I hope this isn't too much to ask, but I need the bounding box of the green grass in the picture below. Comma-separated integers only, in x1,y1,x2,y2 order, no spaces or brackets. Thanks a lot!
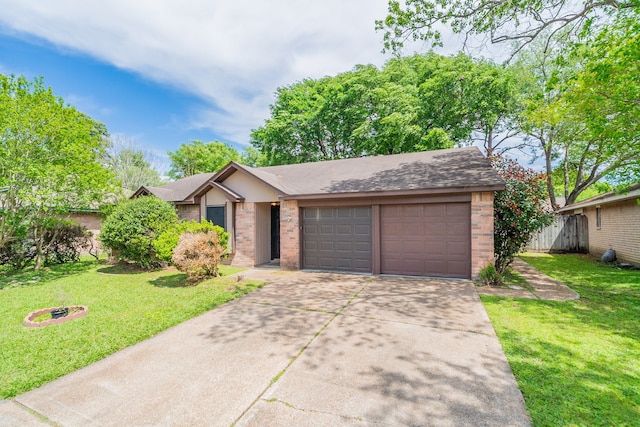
0,261,262,398
482,253,640,426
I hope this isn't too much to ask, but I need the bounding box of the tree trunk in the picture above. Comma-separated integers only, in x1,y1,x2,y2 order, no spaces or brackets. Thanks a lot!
543,140,557,208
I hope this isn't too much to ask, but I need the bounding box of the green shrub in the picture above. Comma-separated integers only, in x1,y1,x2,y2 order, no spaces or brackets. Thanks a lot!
42,219,91,266
153,220,229,262
478,263,502,286
172,231,226,281
99,196,178,268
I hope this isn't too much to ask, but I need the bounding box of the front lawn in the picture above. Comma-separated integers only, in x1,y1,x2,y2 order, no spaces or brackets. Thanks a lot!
482,253,640,426
0,260,261,398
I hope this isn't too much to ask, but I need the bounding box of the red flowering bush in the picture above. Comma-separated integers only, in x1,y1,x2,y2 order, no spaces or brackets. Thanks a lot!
492,155,554,273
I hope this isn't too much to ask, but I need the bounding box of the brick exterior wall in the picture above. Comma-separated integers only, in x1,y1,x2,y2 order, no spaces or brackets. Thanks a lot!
232,202,257,266
471,192,495,278
583,198,640,265
175,204,200,222
280,200,300,270
68,212,105,255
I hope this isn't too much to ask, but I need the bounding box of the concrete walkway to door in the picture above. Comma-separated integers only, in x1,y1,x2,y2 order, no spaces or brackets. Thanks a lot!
7,270,531,426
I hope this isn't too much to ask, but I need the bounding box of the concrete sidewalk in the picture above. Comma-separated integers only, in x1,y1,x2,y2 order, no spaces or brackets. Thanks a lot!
7,271,531,426
478,258,580,301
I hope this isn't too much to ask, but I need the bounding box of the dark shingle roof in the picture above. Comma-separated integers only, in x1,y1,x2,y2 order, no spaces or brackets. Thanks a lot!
141,172,216,202
242,147,504,197
137,147,504,202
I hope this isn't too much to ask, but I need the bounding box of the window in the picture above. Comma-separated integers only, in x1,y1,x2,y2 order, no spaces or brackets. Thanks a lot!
206,206,225,229
596,206,601,229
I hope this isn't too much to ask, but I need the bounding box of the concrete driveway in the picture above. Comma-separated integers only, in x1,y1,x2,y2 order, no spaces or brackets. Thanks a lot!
6,270,530,426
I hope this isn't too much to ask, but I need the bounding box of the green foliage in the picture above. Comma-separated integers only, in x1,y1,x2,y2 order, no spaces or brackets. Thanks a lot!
153,220,229,262
251,53,518,165
377,0,638,55
104,138,162,190
492,156,554,272
516,18,640,206
99,197,178,268
0,74,118,268
168,140,240,179
478,263,502,286
482,253,640,426
171,231,226,281
0,260,258,397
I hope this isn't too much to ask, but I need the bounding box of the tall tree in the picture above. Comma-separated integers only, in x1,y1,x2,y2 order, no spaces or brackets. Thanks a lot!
251,53,518,165
104,136,163,190
0,74,118,268
168,140,240,180
517,18,640,206
377,0,639,56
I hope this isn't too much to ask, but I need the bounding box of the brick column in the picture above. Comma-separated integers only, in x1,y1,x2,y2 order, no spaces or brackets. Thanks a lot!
232,202,256,266
471,192,495,278
280,200,300,270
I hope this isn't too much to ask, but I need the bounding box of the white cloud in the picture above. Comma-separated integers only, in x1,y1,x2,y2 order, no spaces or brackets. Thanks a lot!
0,0,393,144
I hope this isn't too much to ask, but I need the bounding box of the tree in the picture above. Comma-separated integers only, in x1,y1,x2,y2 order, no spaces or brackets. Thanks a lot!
492,156,554,273
377,0,639,56
517,18,640,206
168,140,240,180
0,74,118,269
104,136,163,190
99,196,178,269
251,53,519,165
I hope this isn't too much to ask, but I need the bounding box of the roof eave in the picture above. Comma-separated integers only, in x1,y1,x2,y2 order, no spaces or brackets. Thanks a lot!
279,184,505,201
558,188,640,212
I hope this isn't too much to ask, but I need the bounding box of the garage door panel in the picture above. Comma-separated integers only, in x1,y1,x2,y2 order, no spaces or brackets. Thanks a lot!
381,203,470,278
445,203,469,216
447,241,469,256
336,224,352,235
303,207,372,273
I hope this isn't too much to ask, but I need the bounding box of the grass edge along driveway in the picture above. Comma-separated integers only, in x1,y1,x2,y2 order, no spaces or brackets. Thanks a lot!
481,253,640,426
0,261,262,398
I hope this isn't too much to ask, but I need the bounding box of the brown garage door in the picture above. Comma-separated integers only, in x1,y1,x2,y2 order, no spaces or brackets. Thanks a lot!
302,207,372,273
381,203,471,278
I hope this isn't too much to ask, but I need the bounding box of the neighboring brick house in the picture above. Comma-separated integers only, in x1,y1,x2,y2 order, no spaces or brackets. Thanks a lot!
67,209,104,253
133,147,504,279
559,184,640,265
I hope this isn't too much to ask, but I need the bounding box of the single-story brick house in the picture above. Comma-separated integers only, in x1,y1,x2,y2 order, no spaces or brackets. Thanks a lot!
133,147,504,279
558,184,640,265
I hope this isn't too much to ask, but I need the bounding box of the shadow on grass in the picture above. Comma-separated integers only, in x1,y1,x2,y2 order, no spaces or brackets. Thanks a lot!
520,254,640,339
150,274,191,288
499,329,640,426
0,260,98,289
97,263,152,275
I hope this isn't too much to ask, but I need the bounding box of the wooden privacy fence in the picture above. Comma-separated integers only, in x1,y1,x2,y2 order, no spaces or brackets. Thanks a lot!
526,214,589,253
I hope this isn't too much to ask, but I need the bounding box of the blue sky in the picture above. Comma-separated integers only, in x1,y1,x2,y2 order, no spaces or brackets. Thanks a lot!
1,33,224,160
0,1,522,173
0,0,397,166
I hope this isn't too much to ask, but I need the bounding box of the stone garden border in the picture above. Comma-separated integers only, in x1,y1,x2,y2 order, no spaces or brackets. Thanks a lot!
24,306,89,328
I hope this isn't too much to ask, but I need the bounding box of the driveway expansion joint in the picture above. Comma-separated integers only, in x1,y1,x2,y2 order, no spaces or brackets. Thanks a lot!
232,282,371,426
10,399,59,426
260,397,393,425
